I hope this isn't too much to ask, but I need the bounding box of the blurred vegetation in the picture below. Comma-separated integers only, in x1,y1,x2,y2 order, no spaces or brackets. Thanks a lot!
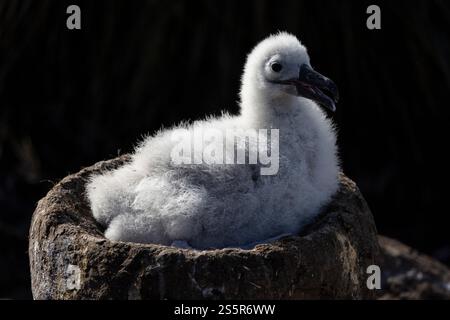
1,0,450,298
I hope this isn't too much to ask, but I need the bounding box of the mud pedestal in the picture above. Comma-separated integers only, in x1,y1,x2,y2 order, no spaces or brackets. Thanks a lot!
29,155,381,299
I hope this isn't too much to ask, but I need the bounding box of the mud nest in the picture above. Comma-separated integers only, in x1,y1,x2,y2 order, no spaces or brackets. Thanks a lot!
29,155,381,299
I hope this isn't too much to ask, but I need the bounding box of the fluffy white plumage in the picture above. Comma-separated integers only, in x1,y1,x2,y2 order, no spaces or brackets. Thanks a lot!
86,32,340,249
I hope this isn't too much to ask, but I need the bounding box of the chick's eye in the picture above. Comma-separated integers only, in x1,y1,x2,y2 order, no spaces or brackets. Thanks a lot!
271,62,283,73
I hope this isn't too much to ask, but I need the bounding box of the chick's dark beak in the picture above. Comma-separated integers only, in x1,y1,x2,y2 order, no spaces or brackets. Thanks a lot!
293,64,339,112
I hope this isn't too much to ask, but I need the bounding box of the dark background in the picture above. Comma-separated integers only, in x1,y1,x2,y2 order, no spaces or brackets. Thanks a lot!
1,0,449,299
